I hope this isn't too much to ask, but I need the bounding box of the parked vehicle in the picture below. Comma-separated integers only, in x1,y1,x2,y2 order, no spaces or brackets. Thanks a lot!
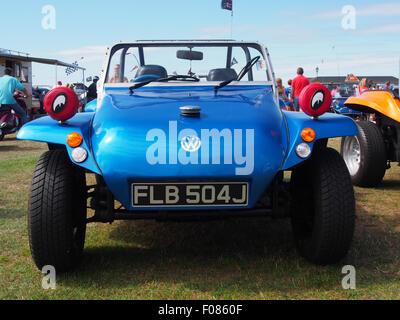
17,40,358,271
0,91,27,140
329,83,362,119
32,86,50,99
72,83,88,91
31,86,50,119
71,83,87,110
341,89,400,187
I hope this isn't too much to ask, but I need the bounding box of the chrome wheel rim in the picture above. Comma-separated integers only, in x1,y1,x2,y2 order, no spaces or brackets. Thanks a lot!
343,136,361,176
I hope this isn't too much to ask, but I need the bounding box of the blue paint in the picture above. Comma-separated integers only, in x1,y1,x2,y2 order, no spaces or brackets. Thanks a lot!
17,84,358,211
85,99,98,112
332,97,361,115
17,113,101,175
281,111,358,170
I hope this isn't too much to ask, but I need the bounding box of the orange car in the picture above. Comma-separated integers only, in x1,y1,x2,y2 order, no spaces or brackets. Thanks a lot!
341,89,400,187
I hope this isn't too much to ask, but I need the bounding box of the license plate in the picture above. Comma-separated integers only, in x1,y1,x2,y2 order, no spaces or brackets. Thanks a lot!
131,182,248,207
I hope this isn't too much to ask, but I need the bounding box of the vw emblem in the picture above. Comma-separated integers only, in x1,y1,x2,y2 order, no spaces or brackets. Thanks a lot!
181,135,201,152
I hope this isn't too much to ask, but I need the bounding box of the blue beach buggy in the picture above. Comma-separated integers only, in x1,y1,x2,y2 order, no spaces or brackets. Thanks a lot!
18,41,358,271
330,83,362,119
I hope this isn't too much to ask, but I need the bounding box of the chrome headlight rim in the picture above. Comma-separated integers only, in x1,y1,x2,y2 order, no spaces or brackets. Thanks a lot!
71,147,88,163
295,143,312,159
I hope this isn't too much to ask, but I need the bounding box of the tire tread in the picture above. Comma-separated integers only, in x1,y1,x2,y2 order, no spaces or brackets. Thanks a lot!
28,149,86,272
291,147,355,265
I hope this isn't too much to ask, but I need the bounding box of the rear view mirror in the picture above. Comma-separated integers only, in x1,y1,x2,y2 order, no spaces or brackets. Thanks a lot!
176,50,203,61
86,77,92,82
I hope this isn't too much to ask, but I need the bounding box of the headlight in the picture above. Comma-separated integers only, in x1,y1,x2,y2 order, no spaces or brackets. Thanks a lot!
296,143,312,159
71,147,88,163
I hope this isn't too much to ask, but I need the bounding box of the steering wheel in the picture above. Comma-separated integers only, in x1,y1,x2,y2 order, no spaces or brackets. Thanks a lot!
236,56,261,81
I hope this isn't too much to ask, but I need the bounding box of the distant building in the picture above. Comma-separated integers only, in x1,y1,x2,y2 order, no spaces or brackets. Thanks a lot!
309,75,398,87
0,48,85,111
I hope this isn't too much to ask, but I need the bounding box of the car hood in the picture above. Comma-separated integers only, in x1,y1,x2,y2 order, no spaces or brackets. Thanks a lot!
91,85,287,209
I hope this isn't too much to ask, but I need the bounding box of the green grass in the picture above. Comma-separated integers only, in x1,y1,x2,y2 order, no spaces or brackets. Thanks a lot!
0,135,399,299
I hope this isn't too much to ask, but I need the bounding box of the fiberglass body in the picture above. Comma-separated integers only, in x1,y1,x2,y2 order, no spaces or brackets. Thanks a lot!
18,83,357,210
17,40,358,211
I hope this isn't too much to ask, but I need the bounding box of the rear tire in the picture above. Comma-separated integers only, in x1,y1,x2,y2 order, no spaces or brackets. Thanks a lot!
291,147,355,265
28,149,87,272
341,121,386,187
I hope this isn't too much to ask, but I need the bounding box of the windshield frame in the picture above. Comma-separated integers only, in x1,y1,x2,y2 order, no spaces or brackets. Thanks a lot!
97,40,279,105
103,41,272,83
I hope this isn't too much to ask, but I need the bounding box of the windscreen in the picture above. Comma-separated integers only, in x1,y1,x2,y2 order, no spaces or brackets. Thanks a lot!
105,43,270,84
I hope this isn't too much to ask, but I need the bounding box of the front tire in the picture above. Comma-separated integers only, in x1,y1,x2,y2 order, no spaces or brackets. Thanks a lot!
341,121,387,187
291,147,355,265
28,149,87,272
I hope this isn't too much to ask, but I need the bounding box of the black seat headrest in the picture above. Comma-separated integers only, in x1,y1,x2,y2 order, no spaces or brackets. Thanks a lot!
207,68,238,81
135,65,168,79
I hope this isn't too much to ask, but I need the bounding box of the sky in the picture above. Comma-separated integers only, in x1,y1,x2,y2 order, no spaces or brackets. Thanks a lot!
0,0,399,86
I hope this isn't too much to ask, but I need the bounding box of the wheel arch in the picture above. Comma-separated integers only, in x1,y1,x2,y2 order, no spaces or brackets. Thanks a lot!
48,143,66,150
345,91,400,122
17,113,101,175
281,111,358,170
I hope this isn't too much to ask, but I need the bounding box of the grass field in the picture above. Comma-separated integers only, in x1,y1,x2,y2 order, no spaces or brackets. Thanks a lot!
0,134,399,300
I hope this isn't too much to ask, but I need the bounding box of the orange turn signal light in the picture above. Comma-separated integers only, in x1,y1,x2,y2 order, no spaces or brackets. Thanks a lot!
301,128,316,142
67,132,83,148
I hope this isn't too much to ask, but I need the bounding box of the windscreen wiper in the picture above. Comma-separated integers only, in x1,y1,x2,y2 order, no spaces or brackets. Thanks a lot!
214,56,261,93
129,75,199,94
214,77,237,93
129,76,171,94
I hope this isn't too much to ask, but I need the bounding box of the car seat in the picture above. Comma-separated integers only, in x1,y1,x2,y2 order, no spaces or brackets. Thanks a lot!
134,65,168,82
207,68,238,81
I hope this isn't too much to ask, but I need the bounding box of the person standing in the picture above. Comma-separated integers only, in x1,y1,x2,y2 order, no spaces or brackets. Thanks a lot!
87,76,99,102
277,78,288,99
276,78,289,110
331,85,341,98
108,64,128,83
286,80,292,97
290,67,310,112
34,86,46,114
285,79,294,111
52,81,63,89
356,78,369,96
0,68,29,125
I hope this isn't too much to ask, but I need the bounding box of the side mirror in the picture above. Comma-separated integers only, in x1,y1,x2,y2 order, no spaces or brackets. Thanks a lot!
176,50,203,61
